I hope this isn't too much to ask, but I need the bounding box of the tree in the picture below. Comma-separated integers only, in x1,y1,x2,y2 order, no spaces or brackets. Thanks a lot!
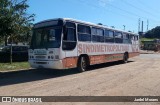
145,26,160,39
0,0,35,63
0,0,34,45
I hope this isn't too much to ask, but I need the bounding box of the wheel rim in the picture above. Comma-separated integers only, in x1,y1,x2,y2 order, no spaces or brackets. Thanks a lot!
124,54,128,62
81,57,86,70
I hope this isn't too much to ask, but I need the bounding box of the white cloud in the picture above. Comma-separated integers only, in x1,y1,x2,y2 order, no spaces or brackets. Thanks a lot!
98,0,114,7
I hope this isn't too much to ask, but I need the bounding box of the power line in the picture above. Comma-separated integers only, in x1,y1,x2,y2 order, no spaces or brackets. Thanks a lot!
97,0,160,23
67,0,143,32
76,0,138,26
121,0,160,25
69,0,138,21
138,0,160,14
121,0,159,20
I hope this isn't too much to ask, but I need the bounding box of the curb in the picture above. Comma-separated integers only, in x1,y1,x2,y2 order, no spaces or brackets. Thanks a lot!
0,68,32,73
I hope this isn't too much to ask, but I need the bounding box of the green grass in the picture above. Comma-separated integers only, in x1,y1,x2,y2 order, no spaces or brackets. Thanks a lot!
0,62,30,71
140,38,155,41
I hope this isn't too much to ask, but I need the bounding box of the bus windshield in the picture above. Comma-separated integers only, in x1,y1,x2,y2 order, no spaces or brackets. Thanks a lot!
30,27,62,49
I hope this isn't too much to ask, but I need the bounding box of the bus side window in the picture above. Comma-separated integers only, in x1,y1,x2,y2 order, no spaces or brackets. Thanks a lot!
123,33,130,44
135,36,139,41
63,28,76,41
115,32,123,43
127,34,132,44
78,24,91,42
104,30,114,43
134,36,136,41
92,27,104,42
132,35,135,40
130,35,134,41
62,22,76,50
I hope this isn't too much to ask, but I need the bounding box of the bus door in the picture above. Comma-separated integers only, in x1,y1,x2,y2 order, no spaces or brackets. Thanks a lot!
62,22,78,68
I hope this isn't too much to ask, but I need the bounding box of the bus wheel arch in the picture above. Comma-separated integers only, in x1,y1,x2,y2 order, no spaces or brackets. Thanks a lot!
77,54,90,72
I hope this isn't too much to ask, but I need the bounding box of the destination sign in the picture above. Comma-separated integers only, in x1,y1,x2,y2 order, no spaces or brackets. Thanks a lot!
34,20,58,28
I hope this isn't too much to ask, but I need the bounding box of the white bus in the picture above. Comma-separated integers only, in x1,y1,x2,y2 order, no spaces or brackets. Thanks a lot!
29,18,139,72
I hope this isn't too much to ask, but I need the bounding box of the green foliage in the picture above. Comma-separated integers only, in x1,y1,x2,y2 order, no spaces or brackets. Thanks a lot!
0,0,35,44
140,38,155,42
145,26,160,39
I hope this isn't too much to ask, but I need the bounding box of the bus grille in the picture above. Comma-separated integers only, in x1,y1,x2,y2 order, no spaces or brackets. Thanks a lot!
36,62,47,64
36,56,46,59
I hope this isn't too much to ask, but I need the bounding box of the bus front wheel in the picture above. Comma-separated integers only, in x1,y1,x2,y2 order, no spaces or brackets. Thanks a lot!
77,56,87,72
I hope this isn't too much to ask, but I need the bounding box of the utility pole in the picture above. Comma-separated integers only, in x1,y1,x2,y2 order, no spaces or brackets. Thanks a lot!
123,25,125,31
10,34,13,64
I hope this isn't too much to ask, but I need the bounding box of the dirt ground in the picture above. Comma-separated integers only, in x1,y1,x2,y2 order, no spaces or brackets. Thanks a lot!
0,54,160,105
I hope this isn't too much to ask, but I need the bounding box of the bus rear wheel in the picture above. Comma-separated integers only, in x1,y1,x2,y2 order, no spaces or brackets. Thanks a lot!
122,53,128,63
77,56,87,72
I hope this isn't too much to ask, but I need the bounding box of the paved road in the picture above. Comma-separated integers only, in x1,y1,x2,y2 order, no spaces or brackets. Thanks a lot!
0,54,160,105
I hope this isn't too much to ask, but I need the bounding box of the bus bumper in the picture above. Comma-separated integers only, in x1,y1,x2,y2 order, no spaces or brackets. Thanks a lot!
29,60,64,69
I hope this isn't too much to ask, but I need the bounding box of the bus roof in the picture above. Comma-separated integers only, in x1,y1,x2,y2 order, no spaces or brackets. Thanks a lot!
34,18,138,35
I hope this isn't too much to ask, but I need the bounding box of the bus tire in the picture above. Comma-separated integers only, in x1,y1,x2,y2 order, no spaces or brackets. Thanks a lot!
122,53,128,63
77,56,87,72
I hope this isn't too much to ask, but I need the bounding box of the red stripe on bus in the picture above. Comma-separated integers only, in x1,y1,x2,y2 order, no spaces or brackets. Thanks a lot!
62,57,78,68
62,52,139,68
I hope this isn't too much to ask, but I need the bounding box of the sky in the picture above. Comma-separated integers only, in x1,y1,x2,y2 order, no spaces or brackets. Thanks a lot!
27,0,160,33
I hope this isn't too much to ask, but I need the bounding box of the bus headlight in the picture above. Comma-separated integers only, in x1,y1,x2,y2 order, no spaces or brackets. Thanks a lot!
51,56,54,59
30,56,34,59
